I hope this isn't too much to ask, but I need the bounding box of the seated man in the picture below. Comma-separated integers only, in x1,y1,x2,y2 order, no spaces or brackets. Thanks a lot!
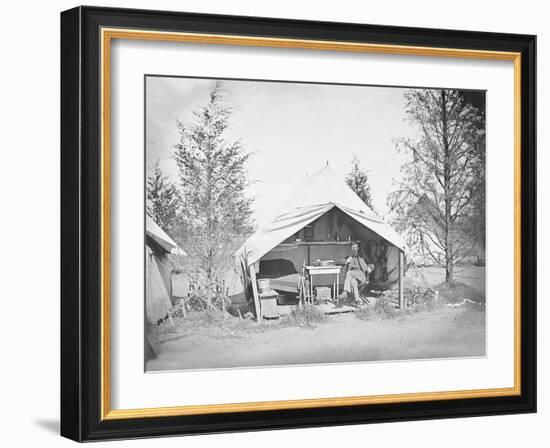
340,242,374,304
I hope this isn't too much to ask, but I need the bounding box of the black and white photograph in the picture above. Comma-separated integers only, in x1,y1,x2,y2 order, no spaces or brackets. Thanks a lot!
144,76,487,372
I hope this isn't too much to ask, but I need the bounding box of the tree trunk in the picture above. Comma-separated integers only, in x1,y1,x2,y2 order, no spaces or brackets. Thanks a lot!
206,253,213,309
445,254,455,282
441,90,455,284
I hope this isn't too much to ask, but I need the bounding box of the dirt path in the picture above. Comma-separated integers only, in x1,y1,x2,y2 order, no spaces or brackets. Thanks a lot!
147,304,485,371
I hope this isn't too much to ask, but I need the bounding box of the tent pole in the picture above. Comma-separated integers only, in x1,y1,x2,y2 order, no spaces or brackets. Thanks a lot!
398,250,405,309
249,264,263,324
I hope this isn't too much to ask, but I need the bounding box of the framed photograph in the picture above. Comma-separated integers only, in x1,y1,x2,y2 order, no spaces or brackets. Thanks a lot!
60,6,536,441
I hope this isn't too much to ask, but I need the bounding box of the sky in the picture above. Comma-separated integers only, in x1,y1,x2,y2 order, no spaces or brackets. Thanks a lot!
146,76,420,227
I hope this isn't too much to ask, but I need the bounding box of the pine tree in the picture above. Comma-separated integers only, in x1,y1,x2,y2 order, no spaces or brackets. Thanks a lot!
146,161,181,235
174,85,254,305
346,154,375,210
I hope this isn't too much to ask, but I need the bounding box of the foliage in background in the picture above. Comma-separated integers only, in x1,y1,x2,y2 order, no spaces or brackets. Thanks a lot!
462,92,486,258
173,84,255,307
345,154,375,211
388,89,485,281
146,160,182,236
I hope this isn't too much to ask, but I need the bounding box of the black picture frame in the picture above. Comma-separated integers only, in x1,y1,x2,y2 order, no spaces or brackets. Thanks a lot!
61,5,536,442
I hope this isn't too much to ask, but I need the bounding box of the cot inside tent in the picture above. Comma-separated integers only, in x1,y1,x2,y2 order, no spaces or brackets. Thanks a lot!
235,164,405,308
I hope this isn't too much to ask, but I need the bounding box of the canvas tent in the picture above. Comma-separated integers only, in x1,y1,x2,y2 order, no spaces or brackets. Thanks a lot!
235,164,406,312
145,216,185,361
145,216,185,324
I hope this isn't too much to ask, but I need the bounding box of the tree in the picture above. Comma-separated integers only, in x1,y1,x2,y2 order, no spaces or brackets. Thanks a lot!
146,160,181,235
388,89,485,282
461,92,486,260
346,154,375,210
174,85,254,306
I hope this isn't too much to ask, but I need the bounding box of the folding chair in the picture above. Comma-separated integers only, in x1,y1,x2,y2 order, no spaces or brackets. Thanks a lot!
354,268,374,306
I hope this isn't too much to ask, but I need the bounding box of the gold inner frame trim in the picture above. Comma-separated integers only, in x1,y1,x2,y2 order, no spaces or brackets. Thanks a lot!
100,27,522,421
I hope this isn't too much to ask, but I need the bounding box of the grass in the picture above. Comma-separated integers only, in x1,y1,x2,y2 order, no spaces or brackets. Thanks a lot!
355,298,398,321
281,303,326,329
434,280,485,304
153,302,329,345
152,279,484,344
405,287,439,312
355,285,444,321
151,309,263,344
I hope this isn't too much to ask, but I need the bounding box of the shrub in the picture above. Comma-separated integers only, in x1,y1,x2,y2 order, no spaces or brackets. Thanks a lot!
354,306,373,321
355,298,397,321
409,288,439,311
373,297,398,319
282,304,326,329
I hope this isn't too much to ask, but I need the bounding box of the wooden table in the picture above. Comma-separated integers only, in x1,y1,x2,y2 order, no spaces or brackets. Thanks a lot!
304,265,342,303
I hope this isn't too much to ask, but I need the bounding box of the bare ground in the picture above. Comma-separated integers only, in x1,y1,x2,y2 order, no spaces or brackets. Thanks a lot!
147,303,485,371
